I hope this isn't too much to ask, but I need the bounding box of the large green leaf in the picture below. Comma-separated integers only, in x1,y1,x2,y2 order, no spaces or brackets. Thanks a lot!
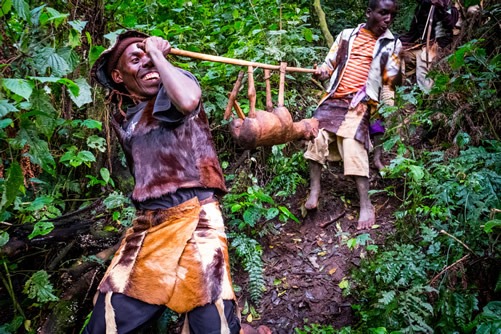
18,125,56,175
0,119,13,129
23,270,59,302
68,78,92,108
28,221,54,239
43,7,68,27
30,90,58,140
58,47,79,72
0,162,24,213
69,20,87,33
0,0,12,18
30,76,80,96
89,45,106,67
0,99,19,117
33,47,71,76
2,78,33,101
12,0,29,21
0,230,9,247
484,219,501,233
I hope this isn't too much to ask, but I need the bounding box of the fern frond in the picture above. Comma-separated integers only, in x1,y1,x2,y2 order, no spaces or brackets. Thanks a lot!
229,233,266,303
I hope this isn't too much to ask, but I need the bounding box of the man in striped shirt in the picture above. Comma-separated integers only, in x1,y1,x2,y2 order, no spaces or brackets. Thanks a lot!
304,0,402,230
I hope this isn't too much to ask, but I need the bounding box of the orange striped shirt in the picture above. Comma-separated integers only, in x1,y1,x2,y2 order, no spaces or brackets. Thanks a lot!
335,28,377,97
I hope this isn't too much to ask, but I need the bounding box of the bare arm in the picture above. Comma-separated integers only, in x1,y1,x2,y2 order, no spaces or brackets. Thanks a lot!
141,37,202,115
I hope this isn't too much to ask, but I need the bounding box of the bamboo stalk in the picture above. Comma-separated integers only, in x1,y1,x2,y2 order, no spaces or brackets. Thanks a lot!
170,48,316,73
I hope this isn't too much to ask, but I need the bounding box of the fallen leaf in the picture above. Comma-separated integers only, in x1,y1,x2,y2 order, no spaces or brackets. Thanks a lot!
308,256,320,269
329,267,338,275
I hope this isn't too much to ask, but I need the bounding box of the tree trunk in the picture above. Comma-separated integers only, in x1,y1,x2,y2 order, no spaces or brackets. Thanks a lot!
313,0,334,47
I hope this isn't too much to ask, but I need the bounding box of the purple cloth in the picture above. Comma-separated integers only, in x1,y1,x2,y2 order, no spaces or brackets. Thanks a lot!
369,119,385,136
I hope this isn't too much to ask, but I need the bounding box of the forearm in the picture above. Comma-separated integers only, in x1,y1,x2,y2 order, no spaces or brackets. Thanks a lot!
149,49,201,114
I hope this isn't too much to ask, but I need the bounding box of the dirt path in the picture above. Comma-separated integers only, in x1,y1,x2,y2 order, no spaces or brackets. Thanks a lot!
236,163,399,333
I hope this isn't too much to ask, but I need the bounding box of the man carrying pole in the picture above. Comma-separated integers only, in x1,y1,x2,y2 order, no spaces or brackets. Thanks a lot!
87,30,273,334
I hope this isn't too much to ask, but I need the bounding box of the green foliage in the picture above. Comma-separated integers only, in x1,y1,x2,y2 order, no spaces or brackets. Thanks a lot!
103,191,136,227
22,270,58,304
266,145,308,197
465,301,501,333
229,233,265,303
344,38,501,333
0,315,24,334
295,323,336,334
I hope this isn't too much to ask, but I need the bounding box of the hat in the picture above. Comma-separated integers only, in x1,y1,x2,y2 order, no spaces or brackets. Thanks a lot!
91,30,149,92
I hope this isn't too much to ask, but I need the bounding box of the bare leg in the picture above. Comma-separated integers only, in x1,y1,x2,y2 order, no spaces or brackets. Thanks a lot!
355,176,375,230
305,161,322,210
373,134,385,171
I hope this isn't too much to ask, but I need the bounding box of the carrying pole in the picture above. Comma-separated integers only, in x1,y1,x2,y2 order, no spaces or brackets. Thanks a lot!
170,48,316,74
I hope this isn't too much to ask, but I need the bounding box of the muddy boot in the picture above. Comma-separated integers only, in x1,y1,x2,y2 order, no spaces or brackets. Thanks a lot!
305,161,322,210
355,176,375,230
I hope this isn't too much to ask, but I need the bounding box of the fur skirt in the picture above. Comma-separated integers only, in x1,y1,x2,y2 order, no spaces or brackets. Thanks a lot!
98,196,235,314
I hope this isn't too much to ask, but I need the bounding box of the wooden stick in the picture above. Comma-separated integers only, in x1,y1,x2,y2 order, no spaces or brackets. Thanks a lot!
248,66,256,118
440,229,474,254
170,48,316,73
264,69,273,112
424,5,435,64
429,254,469,285
233,101,246,120
278,62,287,107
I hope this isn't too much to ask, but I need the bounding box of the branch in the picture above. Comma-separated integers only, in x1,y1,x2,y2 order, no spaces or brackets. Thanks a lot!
429,254,470,285
313,0,334,47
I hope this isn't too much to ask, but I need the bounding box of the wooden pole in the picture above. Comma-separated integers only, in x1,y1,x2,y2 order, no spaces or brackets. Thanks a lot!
264,69,273,112
425,5,435,64
247,66,256,118
170,48,316,73
278,62,287,107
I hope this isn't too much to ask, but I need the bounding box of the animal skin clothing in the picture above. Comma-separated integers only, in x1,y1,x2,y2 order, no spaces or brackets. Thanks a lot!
111,69,227,203
92,70,240,333
97,197,238,333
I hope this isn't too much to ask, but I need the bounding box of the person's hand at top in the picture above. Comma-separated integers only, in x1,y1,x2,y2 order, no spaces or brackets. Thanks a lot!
137,36,171,59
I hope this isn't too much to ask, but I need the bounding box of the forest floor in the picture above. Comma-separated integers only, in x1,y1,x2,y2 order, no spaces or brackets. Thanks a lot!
232,157,400,333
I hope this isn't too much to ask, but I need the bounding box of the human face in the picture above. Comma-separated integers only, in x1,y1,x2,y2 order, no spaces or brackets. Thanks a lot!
111,43,161,100
365,0,398,37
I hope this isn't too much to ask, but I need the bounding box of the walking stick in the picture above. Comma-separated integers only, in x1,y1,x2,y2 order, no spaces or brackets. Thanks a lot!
422,4,435,64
